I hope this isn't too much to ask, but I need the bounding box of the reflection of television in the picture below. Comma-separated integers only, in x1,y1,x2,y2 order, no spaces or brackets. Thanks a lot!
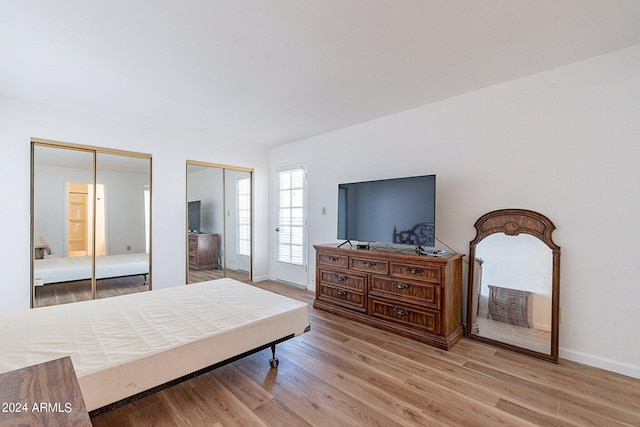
188,200,201,232
337,175,436,247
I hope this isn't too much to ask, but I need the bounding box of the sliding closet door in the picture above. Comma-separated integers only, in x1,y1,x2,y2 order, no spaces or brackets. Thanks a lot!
32,145,95,306
95,153,151,299
186,163,224,284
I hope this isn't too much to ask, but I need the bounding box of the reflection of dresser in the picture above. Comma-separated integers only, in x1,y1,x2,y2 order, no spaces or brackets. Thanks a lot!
188,234,219,270
488,285,533,328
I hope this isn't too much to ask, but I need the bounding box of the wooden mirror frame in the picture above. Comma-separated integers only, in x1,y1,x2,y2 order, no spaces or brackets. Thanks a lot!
465,208,560,363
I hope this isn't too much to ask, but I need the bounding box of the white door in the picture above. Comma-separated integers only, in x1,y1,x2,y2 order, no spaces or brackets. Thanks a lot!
275,165,308,287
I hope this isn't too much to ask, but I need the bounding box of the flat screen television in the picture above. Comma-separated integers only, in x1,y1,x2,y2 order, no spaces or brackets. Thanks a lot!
188,200,201,232
337,174,436,247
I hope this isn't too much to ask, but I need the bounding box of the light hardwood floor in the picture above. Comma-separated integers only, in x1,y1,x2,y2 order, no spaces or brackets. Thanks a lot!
91,280,640,426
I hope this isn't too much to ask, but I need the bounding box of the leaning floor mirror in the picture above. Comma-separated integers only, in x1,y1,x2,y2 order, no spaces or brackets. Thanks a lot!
466,209,560,362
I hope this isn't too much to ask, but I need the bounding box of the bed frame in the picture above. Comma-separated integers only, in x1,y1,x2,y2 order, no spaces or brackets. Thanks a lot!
0,279,310,414
91,333,297,416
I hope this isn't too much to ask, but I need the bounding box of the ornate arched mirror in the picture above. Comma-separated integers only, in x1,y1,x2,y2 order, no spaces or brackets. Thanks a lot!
466,209,560,362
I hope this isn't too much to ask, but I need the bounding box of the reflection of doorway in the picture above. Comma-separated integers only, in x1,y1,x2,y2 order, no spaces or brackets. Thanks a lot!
66,183,106,257
225,173,251,273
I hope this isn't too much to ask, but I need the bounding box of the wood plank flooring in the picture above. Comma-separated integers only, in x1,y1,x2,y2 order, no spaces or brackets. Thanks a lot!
91,280,640,426
34,275,149,308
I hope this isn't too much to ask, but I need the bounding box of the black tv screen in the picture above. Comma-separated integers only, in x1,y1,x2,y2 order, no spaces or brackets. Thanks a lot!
188,200,201,232
337,175,436,246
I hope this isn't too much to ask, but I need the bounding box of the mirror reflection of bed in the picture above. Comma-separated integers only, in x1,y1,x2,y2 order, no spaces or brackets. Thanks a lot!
186,162,252,284
32,141,151,308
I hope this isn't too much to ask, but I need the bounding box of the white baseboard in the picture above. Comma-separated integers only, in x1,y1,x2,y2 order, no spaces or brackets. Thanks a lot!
560,348,640,379
251,274,270,282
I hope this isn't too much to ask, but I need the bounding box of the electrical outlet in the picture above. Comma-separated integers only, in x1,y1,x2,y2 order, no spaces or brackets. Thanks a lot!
322,206,326,215
126,245,131,251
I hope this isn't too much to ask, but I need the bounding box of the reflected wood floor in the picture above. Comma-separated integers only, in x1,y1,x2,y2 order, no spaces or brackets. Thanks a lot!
91,280,640,426
34,275,149,308
187,268,251,284
476,316,551,354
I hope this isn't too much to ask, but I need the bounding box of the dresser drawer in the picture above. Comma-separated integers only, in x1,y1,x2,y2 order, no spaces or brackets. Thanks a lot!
319,268,366,291
390,262,441,284
319,284,365,312
350,257,389,275
370,277,441,310
317,252,348,268
368,296,440,334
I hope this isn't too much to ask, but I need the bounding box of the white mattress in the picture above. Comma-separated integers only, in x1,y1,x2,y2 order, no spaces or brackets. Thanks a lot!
0,279,309,411
33,253,149,284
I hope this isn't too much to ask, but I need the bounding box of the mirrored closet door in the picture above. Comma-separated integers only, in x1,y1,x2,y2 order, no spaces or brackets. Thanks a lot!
186,161,252,284
31,139,152,308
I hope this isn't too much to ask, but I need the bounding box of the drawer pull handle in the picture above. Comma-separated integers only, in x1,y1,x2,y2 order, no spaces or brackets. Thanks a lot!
393,306,410,316
335,274,347,282
363,261,376,268
406,267,423,275
336,289,347,296
392,281,409,289
330,256,339,262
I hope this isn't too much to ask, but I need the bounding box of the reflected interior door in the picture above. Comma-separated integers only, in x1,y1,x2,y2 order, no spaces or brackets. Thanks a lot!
66,183,106,257
275,165,308,287
67,183,89,257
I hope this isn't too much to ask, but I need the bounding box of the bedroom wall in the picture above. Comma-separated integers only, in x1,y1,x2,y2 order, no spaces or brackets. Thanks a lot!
269,45,640,378
0,95,270,312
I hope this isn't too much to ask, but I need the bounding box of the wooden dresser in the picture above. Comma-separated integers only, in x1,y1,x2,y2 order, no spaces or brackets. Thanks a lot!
188,233,219,270
313,244,464,350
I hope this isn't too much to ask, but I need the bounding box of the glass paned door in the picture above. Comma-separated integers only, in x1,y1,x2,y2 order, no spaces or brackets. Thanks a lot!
275,165,308,286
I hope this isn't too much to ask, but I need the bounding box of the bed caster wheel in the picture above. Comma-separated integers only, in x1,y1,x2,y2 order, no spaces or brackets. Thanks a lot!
269,358,279,368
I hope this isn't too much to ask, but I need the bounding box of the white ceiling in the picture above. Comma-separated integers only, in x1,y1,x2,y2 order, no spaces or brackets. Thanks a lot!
2,1,640,147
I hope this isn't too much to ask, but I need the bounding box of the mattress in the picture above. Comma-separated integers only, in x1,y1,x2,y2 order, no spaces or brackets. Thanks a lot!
33,253,149,284
0,278,310,411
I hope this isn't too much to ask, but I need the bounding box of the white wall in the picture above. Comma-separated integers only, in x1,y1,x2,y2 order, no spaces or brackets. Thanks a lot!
0,95,270,311
269,45,640,378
